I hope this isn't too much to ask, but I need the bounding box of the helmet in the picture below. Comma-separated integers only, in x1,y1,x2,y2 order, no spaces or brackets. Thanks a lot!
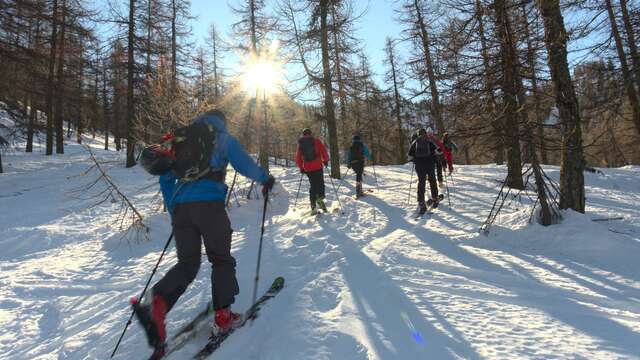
140,145,174,175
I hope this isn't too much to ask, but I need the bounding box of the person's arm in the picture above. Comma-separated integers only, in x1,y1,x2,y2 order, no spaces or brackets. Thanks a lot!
159,172,178,212
451,141,458,151
364,145,373,161
226,136,269,183
295,145,303,171
317,139,329,164
430,142,438,155
346,147,352,165
407,141,416,159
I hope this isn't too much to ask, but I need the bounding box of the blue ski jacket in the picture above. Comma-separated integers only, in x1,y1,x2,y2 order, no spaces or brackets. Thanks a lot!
159,113,269,214
346,139,373,164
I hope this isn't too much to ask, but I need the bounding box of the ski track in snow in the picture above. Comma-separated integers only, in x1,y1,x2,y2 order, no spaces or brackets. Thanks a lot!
1,138,639,360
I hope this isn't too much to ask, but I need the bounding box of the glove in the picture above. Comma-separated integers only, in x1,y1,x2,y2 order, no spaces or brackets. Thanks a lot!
262,175,275,196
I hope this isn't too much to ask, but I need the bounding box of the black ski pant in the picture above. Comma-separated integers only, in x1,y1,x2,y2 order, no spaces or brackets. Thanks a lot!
153,201,238,311
435,155,444,183
415,159,438,204
306,169,326,209
351,161,364,183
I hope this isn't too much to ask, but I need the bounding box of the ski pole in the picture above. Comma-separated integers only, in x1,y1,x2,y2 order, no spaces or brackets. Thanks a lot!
111,232,174,358
225,171,238,209
293,173,304,209
407,163,414,207
444,171,451,207
327,169,344,214
372,162,380,191
251,192,269,310
335,167,350,194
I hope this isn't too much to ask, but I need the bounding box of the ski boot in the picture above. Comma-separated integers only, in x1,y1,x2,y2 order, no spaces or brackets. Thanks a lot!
131,292,168,359
214,307,243,334
316,197,328,212
418,201,428,215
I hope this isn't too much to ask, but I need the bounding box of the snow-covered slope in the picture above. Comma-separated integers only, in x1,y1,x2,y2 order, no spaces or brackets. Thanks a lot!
1,140,639,360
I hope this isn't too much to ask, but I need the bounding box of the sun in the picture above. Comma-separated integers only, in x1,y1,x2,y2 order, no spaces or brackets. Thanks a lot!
242,60,281,94
240,40,284,96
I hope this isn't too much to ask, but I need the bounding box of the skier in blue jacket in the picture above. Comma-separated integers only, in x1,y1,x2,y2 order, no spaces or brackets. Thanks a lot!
136,110,275,359
346,135,373,198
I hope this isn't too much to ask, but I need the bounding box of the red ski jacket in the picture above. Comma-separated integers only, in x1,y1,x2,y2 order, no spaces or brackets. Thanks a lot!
427,134,454,167
296,136,329,173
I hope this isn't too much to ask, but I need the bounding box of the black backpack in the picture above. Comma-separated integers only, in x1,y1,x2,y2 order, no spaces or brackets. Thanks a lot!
350,142,364,162
414,138,432,158
298,136,317,162
172,121,217,182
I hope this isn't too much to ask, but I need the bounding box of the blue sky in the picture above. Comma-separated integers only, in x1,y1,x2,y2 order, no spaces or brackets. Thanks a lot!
189,0,407,87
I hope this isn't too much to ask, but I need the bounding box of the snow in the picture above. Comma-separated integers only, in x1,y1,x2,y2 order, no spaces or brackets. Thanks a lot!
1,138,639,359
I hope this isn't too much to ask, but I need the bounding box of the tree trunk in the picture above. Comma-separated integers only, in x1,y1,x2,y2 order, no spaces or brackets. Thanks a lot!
103,61,109,150
475,0,504,164
494,0,523,189
521,3,548,164
414,0,444,134
620,0,640,95
77,64,84,144
259,89,269,171
330,3,349,148
387,39,406,164
146,0,152,76
605,0,640,137
537,0,585,213
126,0,136,167
26,97,34,152
170,0,177,95
211,25,220,99
54,0,67,154
45,0,59,156
320,0,340,178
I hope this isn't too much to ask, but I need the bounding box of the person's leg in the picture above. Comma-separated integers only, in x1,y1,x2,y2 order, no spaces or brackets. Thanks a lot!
317,170,326,199
354,162,364,195
354,163,364,183
309,170,327,210
306,172,317,209
192,202,239,310
427,161,439,200
152,204,202,312
416,167,427,205
436,156,444,183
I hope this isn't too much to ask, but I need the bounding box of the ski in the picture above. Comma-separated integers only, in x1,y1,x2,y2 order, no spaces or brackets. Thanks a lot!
192,276,285,359
413,194,444,219
162,301,214,357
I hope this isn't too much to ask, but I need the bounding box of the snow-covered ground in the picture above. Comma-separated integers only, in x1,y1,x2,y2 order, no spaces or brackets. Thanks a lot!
1,138,639,360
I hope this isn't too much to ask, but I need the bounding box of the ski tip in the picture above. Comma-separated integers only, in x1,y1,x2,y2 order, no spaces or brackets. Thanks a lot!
272,277,285,290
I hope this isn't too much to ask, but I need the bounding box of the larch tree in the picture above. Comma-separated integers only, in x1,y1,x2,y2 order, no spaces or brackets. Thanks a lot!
537,0,585,212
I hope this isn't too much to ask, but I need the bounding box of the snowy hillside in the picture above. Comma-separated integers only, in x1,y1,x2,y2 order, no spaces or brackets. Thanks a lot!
1,139,639,359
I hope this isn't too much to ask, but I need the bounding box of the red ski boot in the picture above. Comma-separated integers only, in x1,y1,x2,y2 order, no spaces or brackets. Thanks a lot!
214,307,242,334
131,294,168,358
